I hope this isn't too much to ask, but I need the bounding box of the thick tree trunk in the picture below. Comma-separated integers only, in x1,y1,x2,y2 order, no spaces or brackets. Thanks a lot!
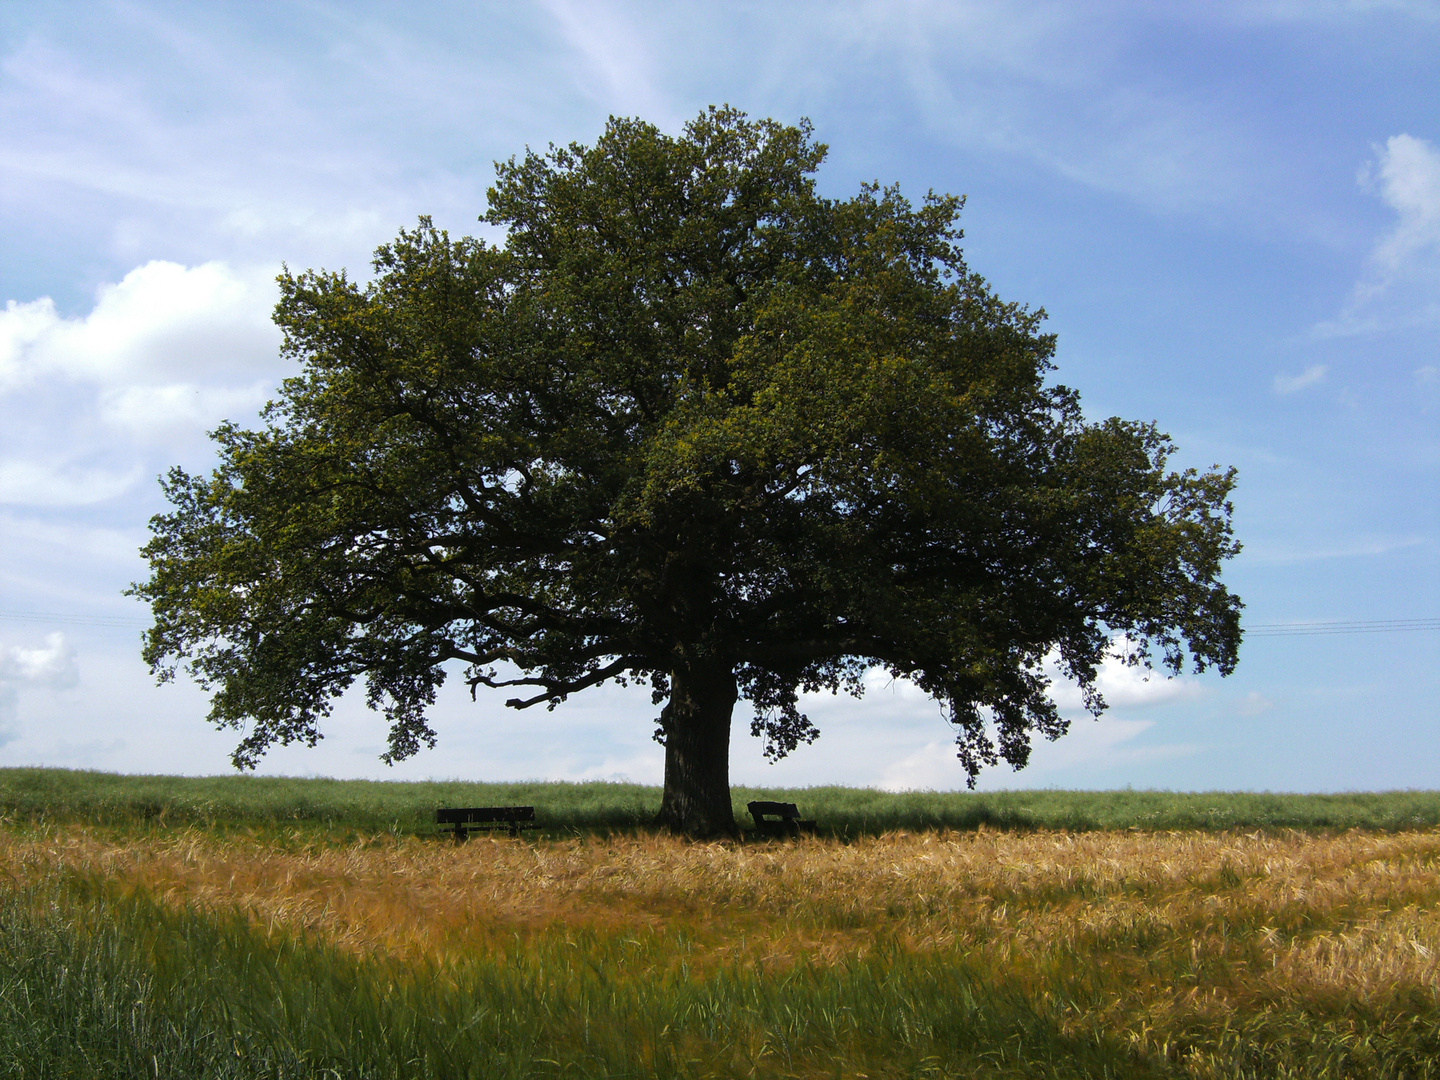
655,663,738,837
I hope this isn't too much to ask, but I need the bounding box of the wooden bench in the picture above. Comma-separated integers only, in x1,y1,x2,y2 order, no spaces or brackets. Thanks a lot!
436,806,537,840
747,801,817,838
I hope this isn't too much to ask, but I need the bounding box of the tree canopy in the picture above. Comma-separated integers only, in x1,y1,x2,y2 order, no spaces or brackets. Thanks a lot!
132,107,1242,836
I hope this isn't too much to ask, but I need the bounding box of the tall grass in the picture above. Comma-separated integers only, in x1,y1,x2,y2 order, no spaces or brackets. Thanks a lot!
5,826,1440,1077
0,871,1156,1079
4,767,1439,836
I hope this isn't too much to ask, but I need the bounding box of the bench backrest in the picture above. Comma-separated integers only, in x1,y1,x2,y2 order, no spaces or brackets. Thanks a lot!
747,801,800,820
436,806,536,825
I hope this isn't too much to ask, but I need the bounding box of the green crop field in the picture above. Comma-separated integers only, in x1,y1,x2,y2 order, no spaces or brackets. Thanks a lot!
4,766,1440,836
3,769,1440,1078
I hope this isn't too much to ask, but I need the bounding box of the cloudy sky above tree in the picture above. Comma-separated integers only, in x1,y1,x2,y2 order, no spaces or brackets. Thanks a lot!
0,0,1435,790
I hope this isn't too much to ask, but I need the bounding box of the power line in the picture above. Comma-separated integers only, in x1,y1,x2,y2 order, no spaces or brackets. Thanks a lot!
1245,618,1440,637
0,610,148,628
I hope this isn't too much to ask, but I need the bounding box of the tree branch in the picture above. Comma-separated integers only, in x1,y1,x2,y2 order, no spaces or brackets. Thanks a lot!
465,656,634,709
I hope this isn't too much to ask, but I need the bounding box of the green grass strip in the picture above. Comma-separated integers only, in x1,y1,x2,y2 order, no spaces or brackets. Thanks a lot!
3,767,1440,836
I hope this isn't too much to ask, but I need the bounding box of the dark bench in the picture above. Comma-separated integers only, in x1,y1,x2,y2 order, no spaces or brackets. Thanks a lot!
436,806,537,840
747,801,817,838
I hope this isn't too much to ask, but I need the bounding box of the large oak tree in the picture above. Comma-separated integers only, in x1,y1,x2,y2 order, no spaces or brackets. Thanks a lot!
133,108,1242,836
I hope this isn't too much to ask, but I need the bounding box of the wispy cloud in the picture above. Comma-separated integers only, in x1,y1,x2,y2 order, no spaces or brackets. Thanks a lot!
1319,133,1440,334
0,15,526,272
782,0,1290,220
537,0,670,122
1234,0,1440,24
1241,534,1428,565
1238,690,1274,716
0,460,142,507
1364,134,1440,286
1274,364,1328,394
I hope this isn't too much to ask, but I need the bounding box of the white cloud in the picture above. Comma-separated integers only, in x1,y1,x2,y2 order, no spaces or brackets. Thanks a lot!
0,260,284,508
0,460,142,506
0,261,280,390
0,298,59,385
1366,133,1440,282
0,632,78,688
1323,133,1440,333
1238,691,1274,716
880,715,1198,792
881,738,987,792
767,642,1202,792
1274,364,1328,394
1046,642,1202,712
99,381,271,442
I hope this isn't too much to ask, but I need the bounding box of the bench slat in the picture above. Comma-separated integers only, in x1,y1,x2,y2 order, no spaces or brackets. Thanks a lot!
436,805,537,838
436,806,536,825
747,801,816,837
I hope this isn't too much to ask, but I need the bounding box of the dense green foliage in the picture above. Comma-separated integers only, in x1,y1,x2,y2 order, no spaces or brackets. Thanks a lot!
4,768,1439,836
131,107,1241,835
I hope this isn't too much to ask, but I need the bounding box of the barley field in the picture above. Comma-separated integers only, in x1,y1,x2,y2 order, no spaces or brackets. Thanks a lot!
2,774,1440,1077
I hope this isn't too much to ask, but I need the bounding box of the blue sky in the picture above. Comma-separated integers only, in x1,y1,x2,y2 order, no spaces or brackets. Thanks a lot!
0,0,1436,791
